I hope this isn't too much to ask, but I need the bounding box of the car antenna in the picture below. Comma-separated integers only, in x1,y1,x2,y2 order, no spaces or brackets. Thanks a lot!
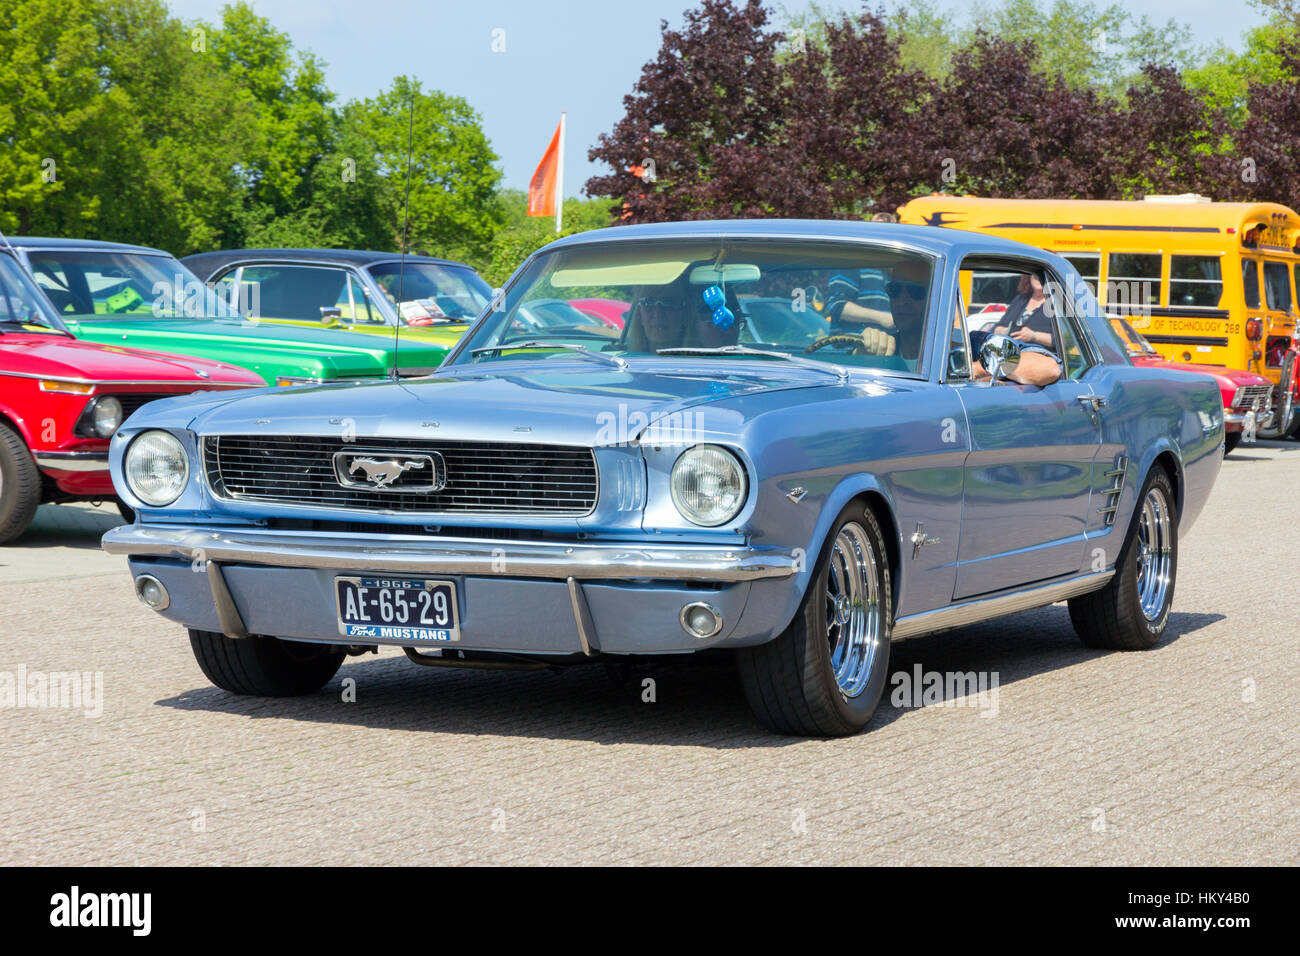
393,87,417,381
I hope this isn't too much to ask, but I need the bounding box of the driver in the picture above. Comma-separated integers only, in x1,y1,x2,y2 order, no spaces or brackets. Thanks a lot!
624,287,688,352
821,257,931,364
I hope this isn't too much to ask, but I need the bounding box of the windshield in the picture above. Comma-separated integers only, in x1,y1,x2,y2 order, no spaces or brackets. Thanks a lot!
452,239,936,374
367,261,492,324
1109,317,1157,356
0,254,66,332
26,250,233,320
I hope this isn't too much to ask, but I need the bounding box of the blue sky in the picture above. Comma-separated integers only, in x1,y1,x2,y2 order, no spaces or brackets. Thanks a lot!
168,0,1267,196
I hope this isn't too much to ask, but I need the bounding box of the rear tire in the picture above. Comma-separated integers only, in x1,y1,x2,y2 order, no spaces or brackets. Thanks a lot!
0,422,42,545
188,629,345,696
738,501,892,737
1069,467,1177,650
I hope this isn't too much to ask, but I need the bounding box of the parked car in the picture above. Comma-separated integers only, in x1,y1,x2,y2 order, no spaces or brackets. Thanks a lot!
567,298,629,329
7,238,450,385
180,248,493,357
1108,316,1275,455
0,252,261,543
102,220,1222,737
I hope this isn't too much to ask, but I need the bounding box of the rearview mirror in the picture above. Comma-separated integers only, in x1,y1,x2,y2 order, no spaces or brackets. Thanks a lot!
979,333,1021,384
688,264,761,285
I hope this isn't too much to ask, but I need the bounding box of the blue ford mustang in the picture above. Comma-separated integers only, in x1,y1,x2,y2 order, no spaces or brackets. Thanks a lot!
102,221,1223,736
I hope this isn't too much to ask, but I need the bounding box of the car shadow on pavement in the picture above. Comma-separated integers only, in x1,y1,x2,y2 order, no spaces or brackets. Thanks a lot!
5,503,125,550
155,605,1224,746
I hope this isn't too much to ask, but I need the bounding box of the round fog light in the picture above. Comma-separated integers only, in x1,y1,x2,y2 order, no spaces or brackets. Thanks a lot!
680,602,723,639
134,575,169,611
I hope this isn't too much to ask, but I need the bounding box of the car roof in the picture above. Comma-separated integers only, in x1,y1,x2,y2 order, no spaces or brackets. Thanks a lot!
7,236,171,256
180,248,474,278
539,218,1051,260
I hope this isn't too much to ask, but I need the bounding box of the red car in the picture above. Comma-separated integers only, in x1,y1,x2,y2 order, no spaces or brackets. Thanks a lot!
1110,317,1274,454
0,255,262,542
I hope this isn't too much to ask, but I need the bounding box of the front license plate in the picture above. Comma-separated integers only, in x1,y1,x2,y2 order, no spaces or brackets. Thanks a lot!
334,576,460,644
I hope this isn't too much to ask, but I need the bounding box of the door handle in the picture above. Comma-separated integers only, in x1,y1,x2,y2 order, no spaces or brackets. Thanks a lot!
1076,395,1106,411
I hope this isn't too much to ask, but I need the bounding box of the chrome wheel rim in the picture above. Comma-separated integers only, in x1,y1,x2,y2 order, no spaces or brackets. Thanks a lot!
1135,486,1173,621
825,521,883,698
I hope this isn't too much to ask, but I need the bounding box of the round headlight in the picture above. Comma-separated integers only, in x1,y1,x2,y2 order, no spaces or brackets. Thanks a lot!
91,396,123,437
670,444,747,526
125,430,189,506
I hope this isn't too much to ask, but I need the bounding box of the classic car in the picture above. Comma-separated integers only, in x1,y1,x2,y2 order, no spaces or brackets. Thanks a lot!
8,238,451,386
180,248,493,357
1108,316,1275,454
0,251,261,543
101,220,1223,737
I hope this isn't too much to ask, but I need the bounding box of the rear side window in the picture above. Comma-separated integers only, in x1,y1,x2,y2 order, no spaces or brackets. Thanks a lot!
1169,255,1223,308
240,265,349,321
1242,259,1261,309
1264,261,1292,312
1106,253,1161,307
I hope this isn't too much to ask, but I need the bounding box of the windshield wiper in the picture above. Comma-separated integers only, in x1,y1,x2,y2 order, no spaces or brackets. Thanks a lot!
470,341,628,370
656,345,849,382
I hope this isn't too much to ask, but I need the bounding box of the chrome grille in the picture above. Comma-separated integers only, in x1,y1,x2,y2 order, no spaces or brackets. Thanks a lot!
1233,384,1273,409
204,435,598,515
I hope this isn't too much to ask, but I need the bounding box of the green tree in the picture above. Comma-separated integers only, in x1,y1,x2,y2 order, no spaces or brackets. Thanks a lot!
202,1,336,246
476,190,612,287
334,77,504,262
0,0,255,250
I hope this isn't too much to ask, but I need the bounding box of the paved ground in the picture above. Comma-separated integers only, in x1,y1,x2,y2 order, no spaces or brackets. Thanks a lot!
2,442,1297,865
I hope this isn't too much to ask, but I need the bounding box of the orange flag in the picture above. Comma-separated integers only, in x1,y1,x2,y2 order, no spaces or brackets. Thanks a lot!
528,120,562,217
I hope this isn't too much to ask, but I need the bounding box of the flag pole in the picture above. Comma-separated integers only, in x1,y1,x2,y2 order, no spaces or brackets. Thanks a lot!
555,111,566,234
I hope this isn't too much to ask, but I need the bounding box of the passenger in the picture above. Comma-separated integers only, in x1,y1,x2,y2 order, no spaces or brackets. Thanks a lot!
992,271,1055,350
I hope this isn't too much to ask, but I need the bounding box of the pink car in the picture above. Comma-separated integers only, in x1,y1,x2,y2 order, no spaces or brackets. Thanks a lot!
567,299,629,330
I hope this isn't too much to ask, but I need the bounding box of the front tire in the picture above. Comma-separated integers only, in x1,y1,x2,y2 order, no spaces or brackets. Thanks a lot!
738,502,893,736
1223,431,1240,455
189,629,345,696
0,422,42,545
1069,467,1177,650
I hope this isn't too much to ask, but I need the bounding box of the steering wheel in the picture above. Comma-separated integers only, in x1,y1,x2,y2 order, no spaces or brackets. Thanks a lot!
804,333,870,356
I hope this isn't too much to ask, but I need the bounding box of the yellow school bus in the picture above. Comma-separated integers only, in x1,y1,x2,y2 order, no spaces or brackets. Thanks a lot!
898,194,1300,437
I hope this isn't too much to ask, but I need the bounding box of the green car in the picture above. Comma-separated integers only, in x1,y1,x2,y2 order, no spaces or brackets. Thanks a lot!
180,248,495,360
11,238,460,386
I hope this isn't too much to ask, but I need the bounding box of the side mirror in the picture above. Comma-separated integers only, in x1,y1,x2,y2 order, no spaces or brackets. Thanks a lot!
319,306,342,325
979,333,1022,384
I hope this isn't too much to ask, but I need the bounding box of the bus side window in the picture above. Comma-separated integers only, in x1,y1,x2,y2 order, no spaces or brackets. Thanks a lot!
1264,261,1292,312
1243,259,1261,309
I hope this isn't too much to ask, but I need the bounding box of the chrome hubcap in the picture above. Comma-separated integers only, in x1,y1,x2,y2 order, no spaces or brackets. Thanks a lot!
1135,486,1173,621
825,521,884,698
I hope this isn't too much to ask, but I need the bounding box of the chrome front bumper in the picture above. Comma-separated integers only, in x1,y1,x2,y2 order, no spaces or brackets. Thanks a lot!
101,525,800,582
33,450,109,472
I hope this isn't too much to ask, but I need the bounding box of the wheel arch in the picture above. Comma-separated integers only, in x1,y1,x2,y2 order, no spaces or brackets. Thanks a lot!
803,476,903,618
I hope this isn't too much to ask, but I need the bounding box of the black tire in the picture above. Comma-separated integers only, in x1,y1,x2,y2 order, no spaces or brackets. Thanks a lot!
188,629,345,696
738,501,893,737
1223,431,1240,455
1069,467,1177,650
0,422,42,545
115,499,136,524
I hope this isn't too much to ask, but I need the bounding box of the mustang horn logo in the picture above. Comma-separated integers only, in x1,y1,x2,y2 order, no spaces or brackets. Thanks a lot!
347,456,426,489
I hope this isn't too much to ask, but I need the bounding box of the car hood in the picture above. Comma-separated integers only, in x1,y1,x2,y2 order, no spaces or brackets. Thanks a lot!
0,332,260,384
168,360,872,443
62,316,447,363
1131,354,1272,389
